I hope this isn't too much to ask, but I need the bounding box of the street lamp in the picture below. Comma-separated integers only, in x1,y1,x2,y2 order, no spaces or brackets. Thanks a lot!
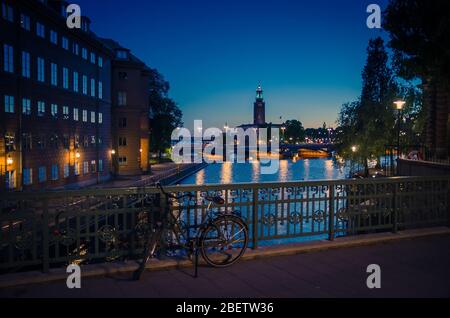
394,100,405,172
351,145,357,153
6,156,13,165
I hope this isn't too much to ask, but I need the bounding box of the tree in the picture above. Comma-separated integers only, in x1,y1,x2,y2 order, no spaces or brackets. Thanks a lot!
283,120,305,143
148,68,183,159
384,0,450,157
337,37,399,175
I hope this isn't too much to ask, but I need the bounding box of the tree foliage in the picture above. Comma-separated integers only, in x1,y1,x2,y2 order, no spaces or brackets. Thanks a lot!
283,119,305,143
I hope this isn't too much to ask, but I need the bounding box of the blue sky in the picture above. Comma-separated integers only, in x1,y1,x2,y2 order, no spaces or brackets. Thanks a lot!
77,0,389,129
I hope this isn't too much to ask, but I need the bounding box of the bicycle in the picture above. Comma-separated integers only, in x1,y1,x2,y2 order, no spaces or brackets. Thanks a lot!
133,183,249,280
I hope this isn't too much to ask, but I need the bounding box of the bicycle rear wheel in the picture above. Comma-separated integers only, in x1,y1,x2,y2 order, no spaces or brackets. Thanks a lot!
200,215,248,267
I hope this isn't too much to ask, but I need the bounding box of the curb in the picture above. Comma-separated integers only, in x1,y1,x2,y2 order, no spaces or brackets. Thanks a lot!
1,227,449,289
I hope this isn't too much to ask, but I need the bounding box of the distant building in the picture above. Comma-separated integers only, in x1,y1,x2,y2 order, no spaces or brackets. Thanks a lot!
100,39,150,176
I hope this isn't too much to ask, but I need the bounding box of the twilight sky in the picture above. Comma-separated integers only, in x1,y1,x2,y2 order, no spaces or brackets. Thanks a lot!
77,0,389,129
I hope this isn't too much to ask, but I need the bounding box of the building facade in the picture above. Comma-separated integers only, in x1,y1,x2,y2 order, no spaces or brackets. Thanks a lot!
100,39,150,176
0,0,150,191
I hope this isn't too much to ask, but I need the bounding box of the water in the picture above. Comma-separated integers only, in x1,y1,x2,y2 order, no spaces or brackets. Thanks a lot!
179,158,350,185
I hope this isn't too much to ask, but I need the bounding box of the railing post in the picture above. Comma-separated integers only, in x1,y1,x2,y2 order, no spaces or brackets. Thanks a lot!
159,192,167,257
328,185,335,241
252,187,258,249
392,182,398,233
42,197,49,273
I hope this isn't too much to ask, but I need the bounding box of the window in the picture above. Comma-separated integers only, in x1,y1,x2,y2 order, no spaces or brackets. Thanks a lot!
118,91,127,106
50,30,58,45
50,63,57,86
74,135,80,148
74,162,80,176
116,50,128,59
82,48,87,60
3,44,13,73
90,111,96,123
119,117,127,128
5,132,15,151
118,137,127,147
82,110,87,122
63,134,69,149
22,98,31,115
90,52,96,64
23,168,32,186
98,56,103,68
98,113,103,124
51,164,59,180
73,42,79,55
118,157,127,165
82,75,87,94
90,78,95,97
49,134,58,149
21,51,30,78
83,161,89,174
51,104,57,118
20,13,30,30
98,81,103,99
73,71,78,92
83,135,89,148
98,159,103,172
37,134,45,149
22,133,32,150
73,108,79,121
36,22,45,38
4,95,14,113
2,3,13,22
38,166,46,183
37,101,45,116
90,160,96,173
37,57,45,82
62,37,69,50
63,106,69,119
64,163,69,178
63,67,69,89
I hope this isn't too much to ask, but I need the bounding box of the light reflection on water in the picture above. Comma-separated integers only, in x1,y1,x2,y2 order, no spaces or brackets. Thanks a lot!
179,158,349,185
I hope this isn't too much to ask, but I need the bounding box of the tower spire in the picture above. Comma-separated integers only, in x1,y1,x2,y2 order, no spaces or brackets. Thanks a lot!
256,84,263,100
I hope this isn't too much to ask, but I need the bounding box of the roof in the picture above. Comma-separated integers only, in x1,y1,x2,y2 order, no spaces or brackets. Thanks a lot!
98,38,151,71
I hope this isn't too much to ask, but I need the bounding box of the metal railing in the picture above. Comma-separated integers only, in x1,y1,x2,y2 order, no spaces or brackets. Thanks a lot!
1,176,449,273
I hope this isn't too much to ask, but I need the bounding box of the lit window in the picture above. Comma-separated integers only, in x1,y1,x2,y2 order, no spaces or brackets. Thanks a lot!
4,95,14,113
50,30,58,45
82,48,87,60
118,157,127,165
51,63,58,86
22,98,31,115
63,106,69,119
36,22,45,38
23,168,33,186
98,160,103,172
51,104,58,118
37,57,45,82
3,44,14,73
63,67,69,89
90,52,96,64
83,161,89,174
98,112,103,124
73,71,78,92
73,42,79,55
51,164,59,180
82,110,87,122
21,51,30,78
62,37,69,50
37,101,45,116
2,3,13,22
98,81,103,99
64,163,69,178
82,75,87,94
90,111,96,123
98,56,103,68
5,132,15,151
118,91,127,106
38,166,46,183
73,108,79,121
20,13,30,30
90,78,95,97
116,50,128,59
74,162,80,176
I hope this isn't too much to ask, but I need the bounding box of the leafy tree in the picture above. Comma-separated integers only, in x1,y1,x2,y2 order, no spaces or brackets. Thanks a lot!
148,68,183,159
283,120,305,143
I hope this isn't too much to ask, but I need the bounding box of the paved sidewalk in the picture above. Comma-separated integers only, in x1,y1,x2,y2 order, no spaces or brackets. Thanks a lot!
1,235,449,298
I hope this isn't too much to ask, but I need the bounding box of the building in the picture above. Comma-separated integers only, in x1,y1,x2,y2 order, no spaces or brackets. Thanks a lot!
100,39,150,176
0,0,151,191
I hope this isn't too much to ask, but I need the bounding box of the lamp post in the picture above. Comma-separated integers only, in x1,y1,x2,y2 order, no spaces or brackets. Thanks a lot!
394,100,405,175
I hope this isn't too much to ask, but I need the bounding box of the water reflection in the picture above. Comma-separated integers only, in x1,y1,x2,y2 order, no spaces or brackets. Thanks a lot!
180,158,350,185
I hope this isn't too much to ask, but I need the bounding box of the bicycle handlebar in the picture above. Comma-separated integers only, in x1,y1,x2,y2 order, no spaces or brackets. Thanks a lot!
156,182,195,200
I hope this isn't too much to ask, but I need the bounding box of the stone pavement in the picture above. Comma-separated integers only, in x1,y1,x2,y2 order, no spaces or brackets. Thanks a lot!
1,235,449,298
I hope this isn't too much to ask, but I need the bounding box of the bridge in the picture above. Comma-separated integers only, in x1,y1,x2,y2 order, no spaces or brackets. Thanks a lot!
280,143,335,158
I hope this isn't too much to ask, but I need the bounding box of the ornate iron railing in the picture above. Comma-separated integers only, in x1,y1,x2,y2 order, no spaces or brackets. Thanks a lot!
1,176,449,273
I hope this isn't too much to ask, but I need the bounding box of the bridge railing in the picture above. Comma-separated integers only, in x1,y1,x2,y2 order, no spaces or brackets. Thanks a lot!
1,176,449,273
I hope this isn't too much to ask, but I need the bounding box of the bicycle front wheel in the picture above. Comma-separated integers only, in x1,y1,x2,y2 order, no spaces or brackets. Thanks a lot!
200,215,248,267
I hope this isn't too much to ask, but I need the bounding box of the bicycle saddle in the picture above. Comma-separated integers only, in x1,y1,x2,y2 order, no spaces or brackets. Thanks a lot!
205,195,225,205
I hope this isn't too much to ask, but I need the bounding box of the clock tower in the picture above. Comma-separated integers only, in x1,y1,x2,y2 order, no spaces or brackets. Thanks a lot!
253,85,266,125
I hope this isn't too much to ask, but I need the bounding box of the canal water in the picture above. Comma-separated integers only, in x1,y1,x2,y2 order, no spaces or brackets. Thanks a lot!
179,158,350,185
